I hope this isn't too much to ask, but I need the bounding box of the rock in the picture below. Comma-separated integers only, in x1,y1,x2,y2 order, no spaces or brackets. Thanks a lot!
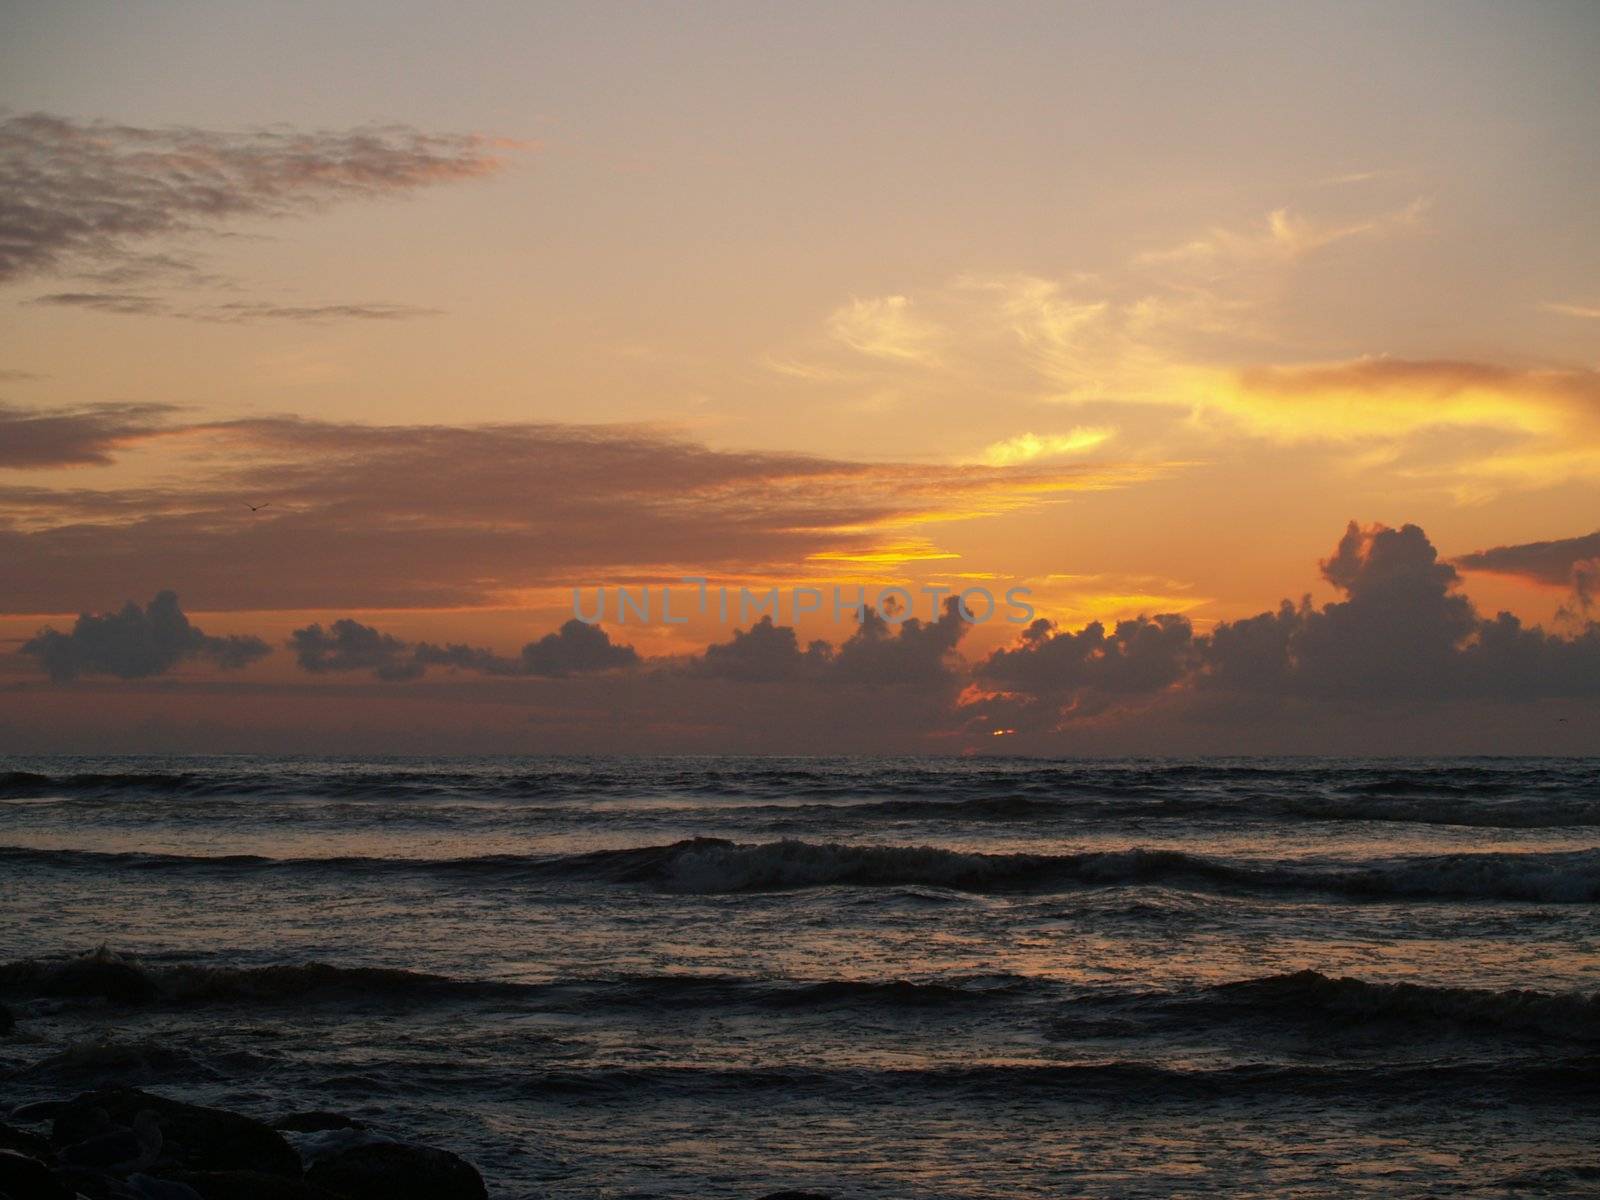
53,1089,300,1178
157,1171,343,1199
271,1113,363,1133
305,1141,487,1200
127,1175,205,1200
9,1100,69,1124
0,1120,54,1159
0,1001,14,1034
0,1148,72,1200
757,1193,834,1200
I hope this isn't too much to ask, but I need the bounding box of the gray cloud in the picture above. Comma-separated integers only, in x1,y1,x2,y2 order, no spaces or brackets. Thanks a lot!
21,591,270,681
288,616,637,681
519,620,640,677
0,112,511,283
27,292,442,322
694,597,970,687
0,401,176,468
976,521,1600,729
1456,530,1600,617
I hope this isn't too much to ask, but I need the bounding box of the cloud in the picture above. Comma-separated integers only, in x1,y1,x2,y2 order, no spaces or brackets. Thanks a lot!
0,415,1167,612
978,427,1115,466
974,521,1600,729
27,293,441,322
827,295,943,365
21,590,270,681
1456,530,1600,618
0,401,176,468
519,619,640,677
0,112,514,283
694,596,970,687
291,619,426,681
1543,302,1600,320
1134,199,1428,267
288,616,636,681
696,617,833,683
1455,531,1600,588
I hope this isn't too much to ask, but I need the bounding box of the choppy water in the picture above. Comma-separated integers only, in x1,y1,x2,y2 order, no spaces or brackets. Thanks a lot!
2,756,1598,1197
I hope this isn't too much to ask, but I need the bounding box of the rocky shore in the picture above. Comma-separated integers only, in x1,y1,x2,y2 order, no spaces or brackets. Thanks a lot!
1,1084,490,1200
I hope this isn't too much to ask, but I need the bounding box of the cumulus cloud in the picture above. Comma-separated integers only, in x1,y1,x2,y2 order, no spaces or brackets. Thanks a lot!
520,619,640,677
287,616,636,682
1455,530,1600,619
0,401,176,468
0,112,513,283
697,617,833,683
694,597,970,687
21,591,270,681
975,521,1600,729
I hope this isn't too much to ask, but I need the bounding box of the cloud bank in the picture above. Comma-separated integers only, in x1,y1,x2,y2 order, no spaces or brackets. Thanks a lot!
21,591,270,681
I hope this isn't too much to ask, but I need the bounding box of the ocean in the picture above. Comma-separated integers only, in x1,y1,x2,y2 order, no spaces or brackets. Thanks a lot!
2,756,1598,1198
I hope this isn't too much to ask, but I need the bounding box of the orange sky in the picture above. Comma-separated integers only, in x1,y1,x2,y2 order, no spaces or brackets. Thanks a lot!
1,3,1597,753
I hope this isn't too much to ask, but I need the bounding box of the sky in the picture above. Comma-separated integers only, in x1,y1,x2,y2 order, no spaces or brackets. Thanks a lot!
1,0,1597,754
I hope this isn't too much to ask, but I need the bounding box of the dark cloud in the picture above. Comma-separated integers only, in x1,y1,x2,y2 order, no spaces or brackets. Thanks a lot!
21,591,270,681
976,521,1600,728
0,415,1152,611
26,291,166,316
830,596,969,685
520,619,640,677
694,597,969,687
288,616,636,681
0,401,176,468
0,112,512,283
697,617,833,683
980,612,1194,702
1456,530,1600,618
27,293,442,322
290,619,425,682
1454,530,1600,587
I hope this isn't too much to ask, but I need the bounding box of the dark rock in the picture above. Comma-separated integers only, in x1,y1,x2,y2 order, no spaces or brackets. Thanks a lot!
53,1164,138,1199
128,1175,205,1200
305,1142,487,1200
53,1089,299,1178
0,1001,14,1034
758,1193,835,1199
0,1148,72,1200
9,1100,68,1124
0,1121,54,1160
158,1171,343,1199
271,1113,364,1133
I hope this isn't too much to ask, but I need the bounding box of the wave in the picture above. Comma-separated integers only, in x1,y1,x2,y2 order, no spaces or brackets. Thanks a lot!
514,1058,1600,1102
5,761,1596,830
1053,970,1600,1045
0,948,1030,1012
5,839,1598,901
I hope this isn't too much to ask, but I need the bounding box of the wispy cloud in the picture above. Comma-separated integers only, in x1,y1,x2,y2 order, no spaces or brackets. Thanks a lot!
0,112,517,283
1542,301,1600,320
827,295,944,365
28,292,442,322
1134,199,1428,267
978,427,1116,466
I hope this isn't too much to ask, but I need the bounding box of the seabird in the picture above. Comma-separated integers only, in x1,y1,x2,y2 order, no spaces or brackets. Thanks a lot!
244,501,271,512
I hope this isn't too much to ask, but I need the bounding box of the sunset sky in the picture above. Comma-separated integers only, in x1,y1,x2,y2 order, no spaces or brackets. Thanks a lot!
2,1,1597,754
